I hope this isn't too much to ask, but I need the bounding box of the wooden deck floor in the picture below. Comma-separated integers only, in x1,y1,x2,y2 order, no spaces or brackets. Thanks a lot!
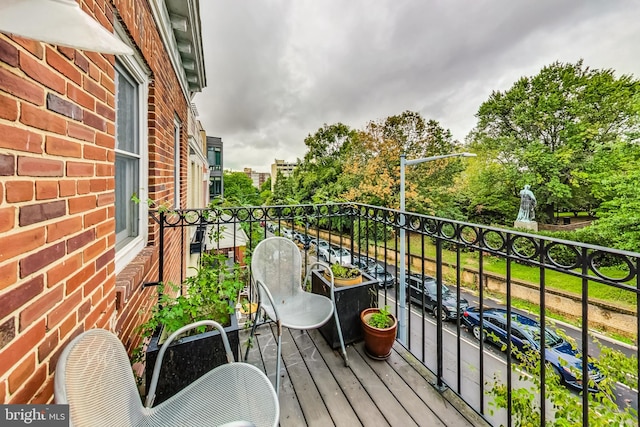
242,324,490,427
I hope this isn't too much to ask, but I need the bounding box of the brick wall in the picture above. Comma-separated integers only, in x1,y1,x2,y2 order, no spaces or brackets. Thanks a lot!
0,0,189,403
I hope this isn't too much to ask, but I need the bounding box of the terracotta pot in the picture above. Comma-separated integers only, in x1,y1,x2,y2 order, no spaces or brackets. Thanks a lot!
360,308,397,360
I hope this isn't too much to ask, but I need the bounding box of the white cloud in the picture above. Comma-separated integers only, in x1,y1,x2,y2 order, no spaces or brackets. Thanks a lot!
194,1,640,171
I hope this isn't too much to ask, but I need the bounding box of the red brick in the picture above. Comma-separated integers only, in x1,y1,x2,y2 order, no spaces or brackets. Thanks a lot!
85,298,108,329
19,200,66,227
0,262,18,291
0,92,18,121
96,220,113,239
101,73,115,95
19,285,64,332
0,123,43,153
46,217,82,243
8,352,35,393
57,46,75,61
0,275,43,320
106,92,115,108
20,242,65,277
88,62,100,82
97,192,115,206
0,227,44,263
106,122,115,136
20,103,67,135
77,179,90,194
0,380,5,405
89,178,107,193
83,110,106,131
35,181,58,200
11,35,44,59
83,145,107,161
17,156,64,177
0,37,19,67
66,161,94,177
68,195,96,214
83,239,106,264
0,67,44,105
46,93,83,121
45,136,82,158
95,163,113,177
84,210,104,229
74,53,89,73
67,83,94,110
9,363,46,404
19,51,65,94
46,46,81,86
31,376,54,404
83,75,106,102
5,181,33,203
0,153,14,175
95,131,114,149
67,264,95,295
67,122,95,143
95,101,115,121
58,315,77,341
78,299,92,321
38,330,59,362
0,318,16,350
46,254,82,288
67,229,95,253
0,207,14,233
58,180,76,197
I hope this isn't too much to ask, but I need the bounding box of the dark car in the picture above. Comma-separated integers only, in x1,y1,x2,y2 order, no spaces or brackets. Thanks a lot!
352,256,395,288
293,231,313,247
462,308,604,391
405,274,469,321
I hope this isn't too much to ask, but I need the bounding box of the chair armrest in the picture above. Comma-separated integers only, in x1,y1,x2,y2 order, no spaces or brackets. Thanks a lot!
145,320,233,408
304,261,335,300
254,278,280,322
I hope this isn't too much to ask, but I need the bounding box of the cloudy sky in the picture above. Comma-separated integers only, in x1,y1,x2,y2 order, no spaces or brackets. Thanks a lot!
193,1,640,172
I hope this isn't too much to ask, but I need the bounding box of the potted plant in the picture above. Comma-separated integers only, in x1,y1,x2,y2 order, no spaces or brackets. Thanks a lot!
360,306,398,360
324,263,362,287
137,251,246,404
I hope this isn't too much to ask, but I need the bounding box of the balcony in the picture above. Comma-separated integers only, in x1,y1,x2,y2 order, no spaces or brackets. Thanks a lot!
150,203,639,426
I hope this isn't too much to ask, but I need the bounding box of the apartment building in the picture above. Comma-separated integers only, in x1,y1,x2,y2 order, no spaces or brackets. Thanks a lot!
270,158,297,191
207,136,223,199
243,167,270,189
0,0,206,404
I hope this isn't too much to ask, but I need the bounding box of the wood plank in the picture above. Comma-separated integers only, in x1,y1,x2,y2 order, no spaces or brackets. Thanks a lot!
280,329,334,426
343,341,418,426
308,330,388,427
355,344,446,427
391,344,491,427
294,330,362,427
255,323,306,427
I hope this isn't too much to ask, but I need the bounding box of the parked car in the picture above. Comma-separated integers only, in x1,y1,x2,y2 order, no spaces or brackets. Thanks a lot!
280,228,293,239
309,238,330,255
462,308,604,391
352,256,395,288
405,274,469,321
319,245,351,265
293,231,313,247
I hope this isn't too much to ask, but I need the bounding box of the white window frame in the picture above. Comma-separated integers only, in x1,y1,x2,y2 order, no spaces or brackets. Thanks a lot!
174,117,181,209
114,52,150,275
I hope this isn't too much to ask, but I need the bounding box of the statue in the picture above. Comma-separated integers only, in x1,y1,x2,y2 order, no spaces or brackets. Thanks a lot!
516,185,536,222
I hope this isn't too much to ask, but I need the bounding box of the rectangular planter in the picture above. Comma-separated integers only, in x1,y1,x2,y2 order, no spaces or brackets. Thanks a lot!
144,312,240,405
311,270,378,349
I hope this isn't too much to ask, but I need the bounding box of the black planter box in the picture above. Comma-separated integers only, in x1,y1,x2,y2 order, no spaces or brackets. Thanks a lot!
311,270,378,349
144,312,240,404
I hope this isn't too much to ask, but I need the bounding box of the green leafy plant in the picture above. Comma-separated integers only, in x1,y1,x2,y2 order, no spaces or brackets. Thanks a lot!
136,251,247,342
330,263,361,279
368,306,393,329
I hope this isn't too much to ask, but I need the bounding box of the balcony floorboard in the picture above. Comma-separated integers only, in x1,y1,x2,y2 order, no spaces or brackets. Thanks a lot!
242,323,489,427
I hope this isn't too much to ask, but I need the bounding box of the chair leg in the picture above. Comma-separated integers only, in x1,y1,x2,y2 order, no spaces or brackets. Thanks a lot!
244,305,262,362
275,321,283,397
333,308,349,367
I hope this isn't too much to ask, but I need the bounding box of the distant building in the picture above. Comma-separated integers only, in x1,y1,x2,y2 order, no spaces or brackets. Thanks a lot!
207,136,224,199
270,159,297,191
244,168,270,189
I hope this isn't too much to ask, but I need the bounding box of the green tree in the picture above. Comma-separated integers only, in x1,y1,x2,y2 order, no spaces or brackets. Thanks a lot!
223,171,260,206
469,60,640,223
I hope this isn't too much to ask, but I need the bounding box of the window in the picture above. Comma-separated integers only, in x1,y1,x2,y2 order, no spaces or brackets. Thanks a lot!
114,57,149,274
174,118,181,209
210,176,222,198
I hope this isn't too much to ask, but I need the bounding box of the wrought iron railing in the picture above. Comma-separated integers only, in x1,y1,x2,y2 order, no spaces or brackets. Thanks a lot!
150,203,640,426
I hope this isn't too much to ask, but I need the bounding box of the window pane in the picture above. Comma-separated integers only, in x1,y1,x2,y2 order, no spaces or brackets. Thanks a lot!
115,154,139,248
115,64,138,154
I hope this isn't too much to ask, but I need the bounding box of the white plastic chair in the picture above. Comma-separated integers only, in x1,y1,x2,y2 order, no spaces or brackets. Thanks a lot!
245,236,348,394
55,320,279,427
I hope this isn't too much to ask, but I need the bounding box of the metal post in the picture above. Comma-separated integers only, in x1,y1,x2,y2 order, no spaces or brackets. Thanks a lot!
398,154,407,344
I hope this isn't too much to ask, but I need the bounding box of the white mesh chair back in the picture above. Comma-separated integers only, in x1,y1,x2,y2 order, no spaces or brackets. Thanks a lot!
54,329,147,426
55,325,279,427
